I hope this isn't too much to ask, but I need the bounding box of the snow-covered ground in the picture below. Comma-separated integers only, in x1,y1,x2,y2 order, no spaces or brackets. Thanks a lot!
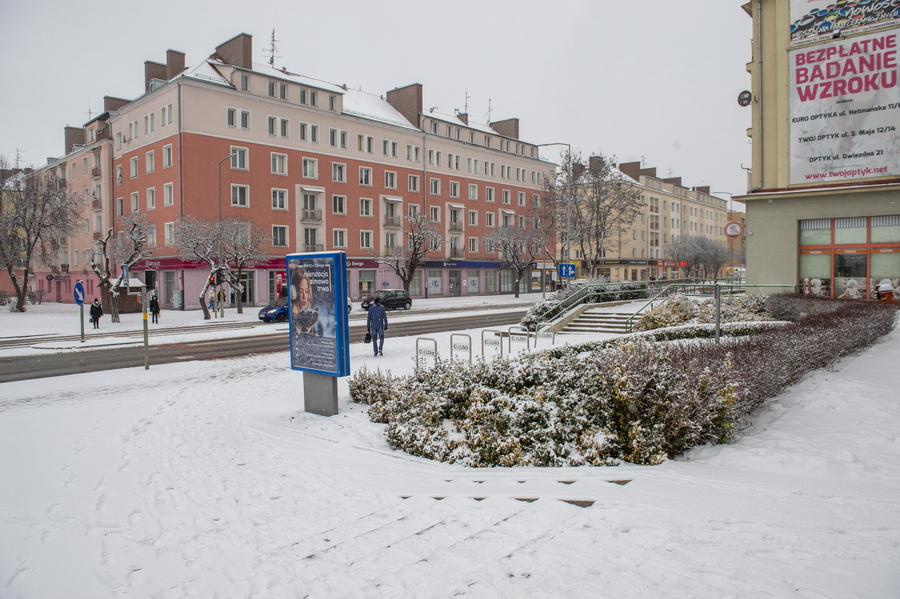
1,297,899,598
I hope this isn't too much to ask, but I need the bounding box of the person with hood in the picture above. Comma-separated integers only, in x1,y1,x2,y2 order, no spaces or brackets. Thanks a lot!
149,295,160,323
366,296,388,356
89,298,103,329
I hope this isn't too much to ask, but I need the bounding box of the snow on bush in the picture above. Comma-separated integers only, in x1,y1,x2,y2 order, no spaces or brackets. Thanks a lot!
349,298,897,467
347,366,406,423
634,293,771,332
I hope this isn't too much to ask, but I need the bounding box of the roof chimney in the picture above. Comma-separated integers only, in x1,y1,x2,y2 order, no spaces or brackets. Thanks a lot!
64,126,85,155
491,118,519,140
167,49,186,79
144,60,167,93
386,83,423,128
215,33,253,69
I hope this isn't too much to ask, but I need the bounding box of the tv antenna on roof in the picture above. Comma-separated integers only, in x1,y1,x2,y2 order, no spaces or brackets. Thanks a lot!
485,96,492,125
464,87,469,114
265,29,281,67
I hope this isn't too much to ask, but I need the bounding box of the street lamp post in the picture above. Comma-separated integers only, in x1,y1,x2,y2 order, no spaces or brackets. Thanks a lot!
216,154,232,318
537,142,572,286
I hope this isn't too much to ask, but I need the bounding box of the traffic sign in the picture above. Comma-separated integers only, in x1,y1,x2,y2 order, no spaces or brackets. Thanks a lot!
73,282,85,305
558,263,576,278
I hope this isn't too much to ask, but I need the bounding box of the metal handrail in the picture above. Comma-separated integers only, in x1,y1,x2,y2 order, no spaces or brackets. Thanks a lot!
622,282,798,332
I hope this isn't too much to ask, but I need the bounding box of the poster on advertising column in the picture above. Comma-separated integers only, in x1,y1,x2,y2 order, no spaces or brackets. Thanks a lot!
789,28,900,185
287,251,350,377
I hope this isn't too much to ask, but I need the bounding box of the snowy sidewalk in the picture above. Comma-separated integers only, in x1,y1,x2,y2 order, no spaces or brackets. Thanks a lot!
1,301,898,597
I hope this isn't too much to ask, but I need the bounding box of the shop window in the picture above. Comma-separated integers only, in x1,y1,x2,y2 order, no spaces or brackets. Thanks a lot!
872,215,900,243
799,219,831,245
834,217,867,245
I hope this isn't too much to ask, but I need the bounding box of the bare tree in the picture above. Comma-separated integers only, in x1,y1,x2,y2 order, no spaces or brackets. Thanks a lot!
221,219,270,314
554,152,643,277
666,236,729,279
0,164,79,312
175,216,228,320
374,212,443,292
88,213,154,323
484,225,544,298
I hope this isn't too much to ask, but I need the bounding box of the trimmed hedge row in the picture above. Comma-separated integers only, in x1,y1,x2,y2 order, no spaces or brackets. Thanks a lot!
349,297,897,467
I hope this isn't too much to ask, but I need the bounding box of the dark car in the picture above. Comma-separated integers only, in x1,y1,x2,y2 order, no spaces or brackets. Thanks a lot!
258,297,289,322
361,289,412,311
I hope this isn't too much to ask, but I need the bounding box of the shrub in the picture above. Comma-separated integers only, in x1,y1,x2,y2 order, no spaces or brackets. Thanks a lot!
348,366,406,423
355,297,896,467
633,293,696,331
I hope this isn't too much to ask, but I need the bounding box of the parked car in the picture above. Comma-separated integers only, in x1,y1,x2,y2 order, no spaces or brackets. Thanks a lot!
361,289,412,311
258,297,289,322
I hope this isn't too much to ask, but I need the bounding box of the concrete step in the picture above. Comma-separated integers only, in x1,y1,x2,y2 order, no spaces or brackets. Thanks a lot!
561,311,634,334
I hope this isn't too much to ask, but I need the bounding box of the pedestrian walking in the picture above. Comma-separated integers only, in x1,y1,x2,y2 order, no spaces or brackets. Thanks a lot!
89,298,103,329
366,296,388,356
149,295,160,323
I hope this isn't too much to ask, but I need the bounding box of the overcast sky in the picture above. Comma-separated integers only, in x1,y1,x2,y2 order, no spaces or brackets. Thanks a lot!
0,0,752,202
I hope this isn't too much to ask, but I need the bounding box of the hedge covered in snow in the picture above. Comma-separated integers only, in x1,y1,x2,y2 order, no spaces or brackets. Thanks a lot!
350,297,897,467
633,293,771,331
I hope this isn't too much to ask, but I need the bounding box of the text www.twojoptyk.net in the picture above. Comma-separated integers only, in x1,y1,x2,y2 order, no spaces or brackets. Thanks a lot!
805,166,889,180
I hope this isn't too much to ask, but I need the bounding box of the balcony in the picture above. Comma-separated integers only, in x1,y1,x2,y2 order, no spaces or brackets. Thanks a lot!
383,216,402,228
448,222,463,232
301,209,322,222
450,248,465,259
92,198,102,211
91,166,102,179
304,243,323,252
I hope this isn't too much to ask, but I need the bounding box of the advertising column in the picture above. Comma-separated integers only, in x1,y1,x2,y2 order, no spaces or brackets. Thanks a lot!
287,252,350,416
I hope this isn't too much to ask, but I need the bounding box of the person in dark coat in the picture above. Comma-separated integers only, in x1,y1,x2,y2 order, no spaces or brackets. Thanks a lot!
89,298,103,329
149,296,160,323
366,296,388,356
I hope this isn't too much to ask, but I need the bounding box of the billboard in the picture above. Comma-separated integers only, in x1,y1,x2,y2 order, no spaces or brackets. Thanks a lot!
286,252,350,377
791,0,900,47
789,28,900,185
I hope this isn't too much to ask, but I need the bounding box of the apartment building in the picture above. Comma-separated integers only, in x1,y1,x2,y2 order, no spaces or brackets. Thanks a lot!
576,160,734,282
738,2,900,299
87,33,552,309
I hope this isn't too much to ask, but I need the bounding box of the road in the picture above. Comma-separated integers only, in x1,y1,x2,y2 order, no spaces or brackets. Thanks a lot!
0,310,526,383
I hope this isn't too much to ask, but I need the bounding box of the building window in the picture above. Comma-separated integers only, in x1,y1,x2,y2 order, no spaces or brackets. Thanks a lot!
164,222,175,246
231,147,248,169
115,165,122,185
430,206,440,223
268,116,277,136
129,157,138,178
359,167,372,186
271,153,287,175
332,162,346,182
146,151,154,174
310,90,317,106
333,229,347,248
164,183,173,206
332,195,346,214
273,225,287,247
468,184,478,201
268,81,276,97
468,237,478,253
240,74,250,91
163,144,172,168
302,158,317,178
160,103,173,126
227,107,236,127
408,175,419,192
280,83,288,100
449,181,459,198
240,110,250,129
143,112,155,134
272,189,287,210
518,192,525,206
486,187,494,203
329,95,335,110
231,184,249,207
131,192,139,213
486,212,494,227
408,203,419,218
116,197,123,216
468,210,478,226
360,197,372,217
310,125,319,143
360,230,372,249
146,187,155,210
502,190,510,204
430,178,440,195
406,145,420,162
385,171,396,189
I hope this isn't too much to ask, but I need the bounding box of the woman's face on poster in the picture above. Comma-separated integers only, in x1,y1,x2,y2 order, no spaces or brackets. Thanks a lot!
298,276,312,311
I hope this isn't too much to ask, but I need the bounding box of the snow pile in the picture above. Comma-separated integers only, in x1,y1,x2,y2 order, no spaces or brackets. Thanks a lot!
354,298,898,467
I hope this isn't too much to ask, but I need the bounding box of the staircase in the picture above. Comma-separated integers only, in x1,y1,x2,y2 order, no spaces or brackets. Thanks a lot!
560,310,633,335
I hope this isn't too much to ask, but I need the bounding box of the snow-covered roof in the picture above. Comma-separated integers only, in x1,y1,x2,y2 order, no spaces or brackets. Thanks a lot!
426,110,498,136
341,88,417,130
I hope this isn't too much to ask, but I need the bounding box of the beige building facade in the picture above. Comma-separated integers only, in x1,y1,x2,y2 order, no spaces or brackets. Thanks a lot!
738,1,900,299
